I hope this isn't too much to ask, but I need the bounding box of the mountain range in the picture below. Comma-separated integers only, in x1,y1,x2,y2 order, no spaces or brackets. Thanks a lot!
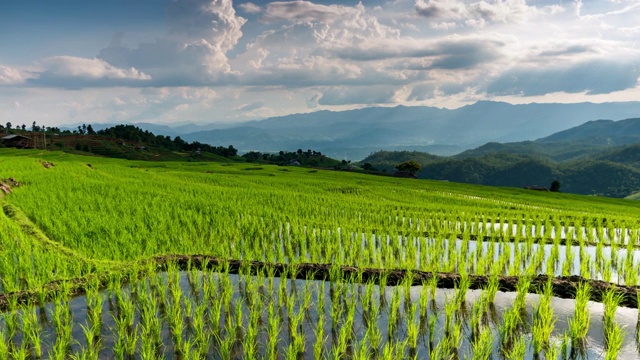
360,117,640,198
70,100,640,161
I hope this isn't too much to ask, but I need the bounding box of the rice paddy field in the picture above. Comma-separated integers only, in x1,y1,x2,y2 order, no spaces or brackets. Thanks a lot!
2,148,640,359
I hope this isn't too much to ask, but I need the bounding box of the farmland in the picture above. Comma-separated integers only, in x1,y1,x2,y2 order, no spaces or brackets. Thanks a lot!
2,148,640,359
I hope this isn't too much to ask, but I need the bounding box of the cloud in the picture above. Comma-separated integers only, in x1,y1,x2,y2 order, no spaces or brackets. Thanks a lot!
261,1,358,24
99,0,246,85
538,45,594,58
331,35,505,71
415,0,467,19
578,1,640,19
487,59,640,96
234,100,265,111
415,0,562,28
32,57,150,88
0,64,26,85
239,2,262,14
231,3,414,87
317,86,399,106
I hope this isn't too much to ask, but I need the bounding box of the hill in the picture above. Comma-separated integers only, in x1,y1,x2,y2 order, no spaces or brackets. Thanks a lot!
1,125,346,168
180,101,640,160
359,117,640,197
360,149,640,198
539,118,640,143
0,125,241,162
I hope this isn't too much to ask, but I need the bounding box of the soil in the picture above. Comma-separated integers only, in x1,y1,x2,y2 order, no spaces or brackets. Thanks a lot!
1,255,638,312
41,161,55,168
0,178,21,195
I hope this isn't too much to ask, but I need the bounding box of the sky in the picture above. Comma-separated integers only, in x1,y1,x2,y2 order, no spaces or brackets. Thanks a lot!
0,0,639,128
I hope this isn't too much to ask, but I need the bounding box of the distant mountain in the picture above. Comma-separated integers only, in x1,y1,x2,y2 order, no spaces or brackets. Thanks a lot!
60,122,222,138
181,101,640,160
538,118,640,144
454,117,640,162
359,117,640,197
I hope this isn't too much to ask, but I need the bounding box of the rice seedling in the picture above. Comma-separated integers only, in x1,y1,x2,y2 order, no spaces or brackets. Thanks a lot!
111,313,127,359
192,302,210,357
470,324,493,360
603,288,624,354
531,279,555,356
485,273,499,305
0,330,8,360
21,306,42,358
266,301,282,360
388,286,402,336
78,321,102,360
46,298,70,357
10,344,30,360
3,149,640,358
500,304,523,353
503,335,526,360
216,318,238,360
605,323,625,360
406,301,420,352
569,282,590,355
2,299,19,344
511,275,531,324
124,324,139,358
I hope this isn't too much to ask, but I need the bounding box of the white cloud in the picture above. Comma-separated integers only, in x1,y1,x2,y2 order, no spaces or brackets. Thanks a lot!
415,0,563,28
261,1,359,24
238,2,262,14
3,0,640,126
99,0,246,85
234,100,265,111
232,3,418,86
0,64,27,85
35,57,150,87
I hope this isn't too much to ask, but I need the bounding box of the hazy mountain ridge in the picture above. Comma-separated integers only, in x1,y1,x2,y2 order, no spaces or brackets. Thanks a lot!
539,118,640,143
60,101,640,160
180,101,640,160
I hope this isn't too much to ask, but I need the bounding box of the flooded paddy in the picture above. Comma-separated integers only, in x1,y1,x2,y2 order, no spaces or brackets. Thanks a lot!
1,269,639,359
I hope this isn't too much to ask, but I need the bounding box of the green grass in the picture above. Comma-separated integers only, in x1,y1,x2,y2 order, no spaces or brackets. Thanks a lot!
3,148,640,262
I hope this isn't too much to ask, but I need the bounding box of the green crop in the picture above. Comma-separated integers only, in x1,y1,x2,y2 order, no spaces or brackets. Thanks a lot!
2,149,640,358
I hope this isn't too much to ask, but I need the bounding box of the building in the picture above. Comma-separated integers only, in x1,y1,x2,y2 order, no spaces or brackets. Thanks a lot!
2,134,34,148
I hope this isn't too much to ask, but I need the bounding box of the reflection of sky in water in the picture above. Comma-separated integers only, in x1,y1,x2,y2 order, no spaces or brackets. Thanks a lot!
357,222,640,285
1,272,638,359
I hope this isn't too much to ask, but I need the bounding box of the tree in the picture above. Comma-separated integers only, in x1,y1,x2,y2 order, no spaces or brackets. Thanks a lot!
550,180,561,192
396,160,421,174
5,122,11,130
362,163,376,171
86,124,96,135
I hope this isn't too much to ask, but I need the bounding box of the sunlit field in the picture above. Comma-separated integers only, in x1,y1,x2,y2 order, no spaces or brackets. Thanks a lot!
2,148,640,359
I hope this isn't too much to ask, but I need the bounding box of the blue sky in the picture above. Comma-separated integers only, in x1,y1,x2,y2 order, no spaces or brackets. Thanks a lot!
1,0,639,127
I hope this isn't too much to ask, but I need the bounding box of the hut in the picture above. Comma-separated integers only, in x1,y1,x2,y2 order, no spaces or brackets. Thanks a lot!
2,134,34,148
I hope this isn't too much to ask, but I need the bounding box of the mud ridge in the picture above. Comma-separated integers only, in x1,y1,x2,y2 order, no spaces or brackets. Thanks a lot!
1,255,638,312
155,255,639,308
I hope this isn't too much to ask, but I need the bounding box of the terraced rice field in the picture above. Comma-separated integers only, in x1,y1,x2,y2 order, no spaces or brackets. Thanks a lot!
2,148,640,359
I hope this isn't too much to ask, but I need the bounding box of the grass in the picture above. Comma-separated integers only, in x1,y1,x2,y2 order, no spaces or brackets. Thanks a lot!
2,148,640,358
